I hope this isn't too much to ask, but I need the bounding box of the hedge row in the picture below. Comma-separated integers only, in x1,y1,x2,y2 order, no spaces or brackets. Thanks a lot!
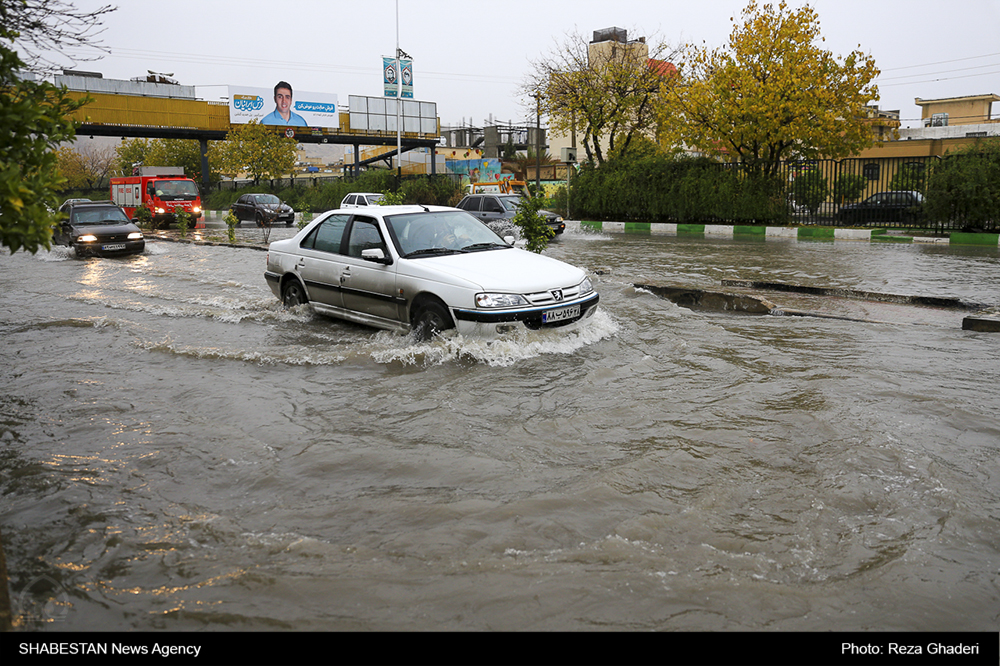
923,140,1000,232
571,154,790,225
201,172,465,213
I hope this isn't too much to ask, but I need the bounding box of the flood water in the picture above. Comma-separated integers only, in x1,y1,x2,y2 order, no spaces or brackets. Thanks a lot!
1,227,998,632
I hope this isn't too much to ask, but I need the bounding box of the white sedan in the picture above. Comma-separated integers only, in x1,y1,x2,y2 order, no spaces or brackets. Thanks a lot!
264,205,599,338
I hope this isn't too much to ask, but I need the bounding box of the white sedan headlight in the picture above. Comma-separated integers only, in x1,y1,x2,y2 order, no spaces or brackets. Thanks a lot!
579,277,594,294
476,293,528,308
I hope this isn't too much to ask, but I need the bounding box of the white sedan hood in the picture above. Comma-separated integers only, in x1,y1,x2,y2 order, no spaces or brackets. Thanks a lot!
403,248,585,292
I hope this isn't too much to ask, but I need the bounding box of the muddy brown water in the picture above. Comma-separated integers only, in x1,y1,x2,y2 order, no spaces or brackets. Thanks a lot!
1,228,998,631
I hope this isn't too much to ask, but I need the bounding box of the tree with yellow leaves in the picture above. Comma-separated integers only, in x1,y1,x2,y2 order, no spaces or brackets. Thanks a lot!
662,1,880,176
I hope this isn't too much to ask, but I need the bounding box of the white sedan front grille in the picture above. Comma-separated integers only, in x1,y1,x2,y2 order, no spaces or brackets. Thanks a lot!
524,284,582,307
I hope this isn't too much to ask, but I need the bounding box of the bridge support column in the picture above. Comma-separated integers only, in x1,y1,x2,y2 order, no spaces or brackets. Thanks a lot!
199,138,210,189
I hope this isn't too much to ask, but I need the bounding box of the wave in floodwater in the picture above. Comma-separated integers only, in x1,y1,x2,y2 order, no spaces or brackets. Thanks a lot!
36,239,622,368
59,288,620,368
563,226,613,241
32,243,168,262
137,308,620,368
67,287,290,325
371,308,619,367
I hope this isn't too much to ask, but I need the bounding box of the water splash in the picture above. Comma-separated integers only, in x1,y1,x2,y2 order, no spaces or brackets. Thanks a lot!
370,310,619,368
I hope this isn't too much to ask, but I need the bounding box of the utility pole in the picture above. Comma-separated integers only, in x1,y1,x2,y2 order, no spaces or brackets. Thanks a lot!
532,92,542,193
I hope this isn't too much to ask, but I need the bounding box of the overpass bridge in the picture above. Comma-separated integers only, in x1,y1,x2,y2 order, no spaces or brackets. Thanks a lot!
66,90,441,186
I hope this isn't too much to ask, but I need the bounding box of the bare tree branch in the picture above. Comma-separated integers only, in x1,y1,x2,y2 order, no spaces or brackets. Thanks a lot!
523,28,680,165
0,0,116,73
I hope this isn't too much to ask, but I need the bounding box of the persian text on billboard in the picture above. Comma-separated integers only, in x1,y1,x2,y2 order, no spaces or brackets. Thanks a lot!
228,86,340,129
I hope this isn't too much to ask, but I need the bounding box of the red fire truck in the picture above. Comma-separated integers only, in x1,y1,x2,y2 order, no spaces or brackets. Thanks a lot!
111,167,203,226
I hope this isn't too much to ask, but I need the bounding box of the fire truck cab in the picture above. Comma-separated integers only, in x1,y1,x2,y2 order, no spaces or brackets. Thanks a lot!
111,167,203,226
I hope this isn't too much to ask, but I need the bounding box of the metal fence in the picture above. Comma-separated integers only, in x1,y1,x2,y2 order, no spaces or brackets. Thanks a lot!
772,156,940,229
210,175,343,192
209,171,465,192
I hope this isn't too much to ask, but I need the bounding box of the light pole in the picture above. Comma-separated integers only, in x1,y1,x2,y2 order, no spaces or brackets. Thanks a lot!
395,1,401,183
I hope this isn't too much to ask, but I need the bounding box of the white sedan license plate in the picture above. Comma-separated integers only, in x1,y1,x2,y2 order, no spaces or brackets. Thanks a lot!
102,243,127,251
542,304,580,323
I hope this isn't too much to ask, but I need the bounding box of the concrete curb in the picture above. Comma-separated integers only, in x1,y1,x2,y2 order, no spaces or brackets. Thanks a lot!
201,210,311,225
720,280,982,310
962,314,1000,332
145,231,269,251
573,220,1000,246
638,281,999,331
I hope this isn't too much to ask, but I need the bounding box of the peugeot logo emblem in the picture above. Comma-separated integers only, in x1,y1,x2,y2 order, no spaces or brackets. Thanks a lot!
551,289,564,301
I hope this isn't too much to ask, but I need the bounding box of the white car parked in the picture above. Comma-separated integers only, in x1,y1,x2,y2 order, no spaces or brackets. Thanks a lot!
264,206,599,338
340,192,384,208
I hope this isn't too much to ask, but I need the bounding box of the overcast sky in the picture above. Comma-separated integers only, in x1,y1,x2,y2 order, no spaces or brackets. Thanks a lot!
34,0,1000,129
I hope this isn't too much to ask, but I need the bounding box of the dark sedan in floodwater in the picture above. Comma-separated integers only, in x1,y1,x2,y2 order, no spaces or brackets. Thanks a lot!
456,194,566,235
54,201,145,257
230,193,295,226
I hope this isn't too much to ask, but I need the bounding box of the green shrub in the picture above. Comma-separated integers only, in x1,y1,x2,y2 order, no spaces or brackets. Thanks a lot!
297,210,312,230
399,175,463,206
175,208,191,237
572,151,788,224
834,174,867,203
790,168,828,215
544,186,568,218
512,194,555,253
224,210,238,242
202,173,463,216
890,162,927,192
925,138,1000,231
134,204,153,229
379,189,406,205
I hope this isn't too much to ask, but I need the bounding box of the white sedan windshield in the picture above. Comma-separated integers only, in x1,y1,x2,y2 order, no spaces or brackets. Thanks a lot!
388,211,509,256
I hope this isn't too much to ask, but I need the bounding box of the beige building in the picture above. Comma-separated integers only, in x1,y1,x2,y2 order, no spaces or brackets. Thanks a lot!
858,93,1000,159
863,105,902,144
915,93,1000,128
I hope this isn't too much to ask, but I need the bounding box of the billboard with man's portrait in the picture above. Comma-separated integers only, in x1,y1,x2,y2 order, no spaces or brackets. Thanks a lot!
228,85,340,129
